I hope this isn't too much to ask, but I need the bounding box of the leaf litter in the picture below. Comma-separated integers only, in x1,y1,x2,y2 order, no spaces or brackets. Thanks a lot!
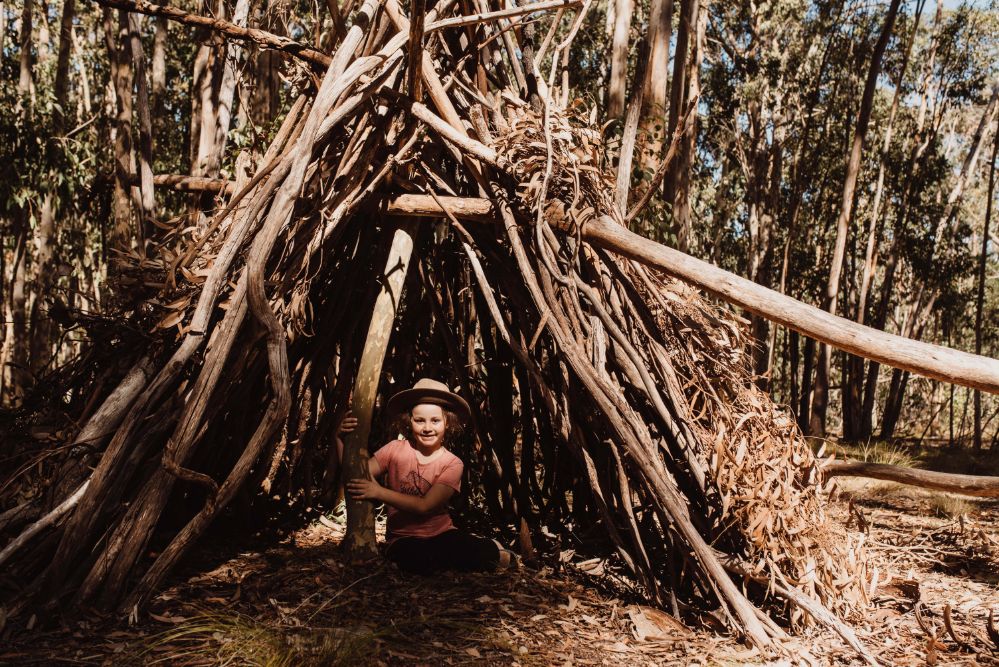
3,490,999,665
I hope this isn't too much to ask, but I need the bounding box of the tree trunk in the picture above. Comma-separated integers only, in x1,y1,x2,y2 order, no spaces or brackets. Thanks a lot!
607,0,633,118
641,0,673,116
847,0,924,441
879,302,934,441
823,461,999,498
637,0,674,185
128,12,156,236
0,1,7,62
249,0,286,129
19,0,34,103
788,329,800,418
663,0,698,248
205,0,250,177
71,25,93,119
27,197,56,377
342,221,418,559
974,119,999,451
7,220,29,402
671,0,705,252
810,0,901,437
151,16,167,107
54,0,76,129
855,0,922,327
104,7,138,250
188,0,219,176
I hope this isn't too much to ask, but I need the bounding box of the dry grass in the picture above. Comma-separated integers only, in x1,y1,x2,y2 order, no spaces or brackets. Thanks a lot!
927,493,974,519
829,440,919,468
138,610,380,667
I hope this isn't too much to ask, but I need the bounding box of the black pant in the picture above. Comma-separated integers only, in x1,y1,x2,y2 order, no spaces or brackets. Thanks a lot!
386,529,500,575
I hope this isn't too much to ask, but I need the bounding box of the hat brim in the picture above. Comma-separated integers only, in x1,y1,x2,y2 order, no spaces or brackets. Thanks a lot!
385,387,471,424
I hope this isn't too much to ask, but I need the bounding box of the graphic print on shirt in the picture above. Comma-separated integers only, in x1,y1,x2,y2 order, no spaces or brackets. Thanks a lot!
399,470,432,497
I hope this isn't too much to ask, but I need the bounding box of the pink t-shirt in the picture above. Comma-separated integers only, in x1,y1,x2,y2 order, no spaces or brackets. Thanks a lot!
373,439,463,542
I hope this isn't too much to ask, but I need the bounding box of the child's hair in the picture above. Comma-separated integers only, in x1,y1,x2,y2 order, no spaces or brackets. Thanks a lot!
391,405,464,445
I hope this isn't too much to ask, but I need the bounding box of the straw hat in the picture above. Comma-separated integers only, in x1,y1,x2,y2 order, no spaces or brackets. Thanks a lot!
385,378,471,424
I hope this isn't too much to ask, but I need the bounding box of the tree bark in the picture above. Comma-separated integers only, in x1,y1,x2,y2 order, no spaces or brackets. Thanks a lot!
637,0,674,182
974,119,998,451
54,0,76,130
128,12,156,235
663,0,698,249
104,7,138,250
0,1,7,63
607,0,632,118
670,0,705,252
249,0,287,129
641,0,672,116
7,220,29,402
19,0,34,103
151,16,167,105
27,197,56,377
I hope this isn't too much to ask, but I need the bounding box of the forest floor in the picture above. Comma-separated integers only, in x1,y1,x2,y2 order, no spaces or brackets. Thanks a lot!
2,478,999,666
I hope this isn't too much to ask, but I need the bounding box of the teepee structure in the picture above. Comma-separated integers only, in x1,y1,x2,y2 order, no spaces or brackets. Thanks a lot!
5,0,999,661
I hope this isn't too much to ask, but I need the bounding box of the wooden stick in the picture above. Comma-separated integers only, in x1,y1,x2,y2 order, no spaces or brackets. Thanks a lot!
822,460,999,497
129,173,236,194
582,216,999,394
406,0,428,101
341,220,419,559
91,0,333,69
383,89,501,165
425,0,580,34
0,355,155,568
721,557,879,666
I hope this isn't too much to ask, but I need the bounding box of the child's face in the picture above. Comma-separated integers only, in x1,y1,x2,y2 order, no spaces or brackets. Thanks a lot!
410,404,446,450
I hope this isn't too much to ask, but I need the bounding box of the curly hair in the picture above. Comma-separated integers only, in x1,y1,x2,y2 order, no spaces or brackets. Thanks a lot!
390,405,464,446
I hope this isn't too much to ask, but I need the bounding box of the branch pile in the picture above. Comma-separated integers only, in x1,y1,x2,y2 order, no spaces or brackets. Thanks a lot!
1,0,872,657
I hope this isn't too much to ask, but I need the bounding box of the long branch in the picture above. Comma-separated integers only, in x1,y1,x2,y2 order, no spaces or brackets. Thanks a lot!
133,181,999,394
822,461,999,498
91,0,333,68
380,192,999,393
93,0,580,73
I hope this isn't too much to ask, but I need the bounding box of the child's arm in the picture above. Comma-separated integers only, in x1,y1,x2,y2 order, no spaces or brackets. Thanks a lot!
346,479,455,516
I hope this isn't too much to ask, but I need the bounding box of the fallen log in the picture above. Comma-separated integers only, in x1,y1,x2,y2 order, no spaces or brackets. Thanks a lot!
822,460,999,498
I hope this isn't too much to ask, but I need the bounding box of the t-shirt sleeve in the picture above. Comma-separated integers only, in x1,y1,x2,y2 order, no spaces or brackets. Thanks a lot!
373,439,402,474
434,455,463,493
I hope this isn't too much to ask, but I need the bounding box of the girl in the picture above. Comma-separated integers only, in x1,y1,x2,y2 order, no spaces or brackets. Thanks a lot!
346,378,516,574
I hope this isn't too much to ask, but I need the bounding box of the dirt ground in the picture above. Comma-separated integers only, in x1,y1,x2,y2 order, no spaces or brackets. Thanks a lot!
2,482,998,666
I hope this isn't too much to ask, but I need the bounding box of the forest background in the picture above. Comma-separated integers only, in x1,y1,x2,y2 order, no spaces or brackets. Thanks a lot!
2,0,998,450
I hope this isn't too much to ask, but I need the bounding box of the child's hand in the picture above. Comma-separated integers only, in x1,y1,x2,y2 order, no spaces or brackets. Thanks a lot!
347,477,382,501
338,411,358,435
